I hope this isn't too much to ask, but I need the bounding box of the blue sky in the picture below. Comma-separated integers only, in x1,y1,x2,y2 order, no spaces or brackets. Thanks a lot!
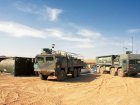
0,0,140,58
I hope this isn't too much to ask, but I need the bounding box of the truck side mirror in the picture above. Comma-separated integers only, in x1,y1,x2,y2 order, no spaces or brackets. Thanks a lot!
55,58,59,62
35,59,37,63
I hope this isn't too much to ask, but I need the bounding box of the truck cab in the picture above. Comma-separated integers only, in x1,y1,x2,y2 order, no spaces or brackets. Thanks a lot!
34,53,68,80
34,55,56,76
120,54,140,76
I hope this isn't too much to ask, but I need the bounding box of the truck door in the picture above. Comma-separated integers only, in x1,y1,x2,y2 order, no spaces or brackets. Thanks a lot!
135,60,140,72
128,60,135,72
121,60,128,71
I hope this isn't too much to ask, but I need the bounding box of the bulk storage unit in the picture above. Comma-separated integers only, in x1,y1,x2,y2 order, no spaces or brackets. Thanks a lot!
0,56,7,62
0,57,35,76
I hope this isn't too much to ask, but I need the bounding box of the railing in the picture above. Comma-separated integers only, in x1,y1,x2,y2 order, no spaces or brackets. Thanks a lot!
52,50,84,60
41,48,84,60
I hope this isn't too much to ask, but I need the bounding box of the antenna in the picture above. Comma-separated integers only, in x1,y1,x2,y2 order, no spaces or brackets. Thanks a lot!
122,41,128,53
122,40,124,53
131,36,133,54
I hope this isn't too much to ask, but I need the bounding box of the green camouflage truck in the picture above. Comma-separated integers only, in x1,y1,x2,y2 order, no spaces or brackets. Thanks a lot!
96,54,140,77
34,48,84,81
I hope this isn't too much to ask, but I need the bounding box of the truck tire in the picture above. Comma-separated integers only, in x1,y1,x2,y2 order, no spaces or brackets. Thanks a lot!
77,68,80,77
110,68,116,76
40,74,48,80
100,67,104,74
72,69,77,78
118,69,125,77
57,70,66,81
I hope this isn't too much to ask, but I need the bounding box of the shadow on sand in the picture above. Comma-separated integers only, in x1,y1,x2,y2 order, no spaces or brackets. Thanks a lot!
47,73,100,83
130,73,140,78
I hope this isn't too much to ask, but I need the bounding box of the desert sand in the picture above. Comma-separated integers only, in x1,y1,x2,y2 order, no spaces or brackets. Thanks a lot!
0,73,140,105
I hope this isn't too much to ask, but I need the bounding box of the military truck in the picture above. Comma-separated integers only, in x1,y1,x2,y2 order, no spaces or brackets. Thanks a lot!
34,48,84,81
96,54,140,77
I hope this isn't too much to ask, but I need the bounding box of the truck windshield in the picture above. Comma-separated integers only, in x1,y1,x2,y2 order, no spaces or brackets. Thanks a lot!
36,57,44,63
46,57,54,63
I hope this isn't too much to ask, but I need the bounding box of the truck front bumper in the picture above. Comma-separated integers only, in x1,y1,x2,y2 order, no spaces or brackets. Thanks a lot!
34,69,55,75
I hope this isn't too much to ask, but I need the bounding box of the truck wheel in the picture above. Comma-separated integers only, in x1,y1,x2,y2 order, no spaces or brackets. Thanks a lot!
40,74,48,80
35,71,39,76
77,69,80,77
96,67,100,74
72,69,77,78
110,68,116,76
57,70,66,81
100,67,104,74
118,69,125,77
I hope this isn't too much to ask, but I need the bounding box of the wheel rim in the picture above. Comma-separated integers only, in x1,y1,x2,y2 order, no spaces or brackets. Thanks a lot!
97,67,100,73
118,70,122,76
111,68,115,76
100,67,104,74
118,69,124,77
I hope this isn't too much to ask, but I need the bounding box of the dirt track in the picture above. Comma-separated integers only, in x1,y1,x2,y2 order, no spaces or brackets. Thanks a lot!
0,73,140,105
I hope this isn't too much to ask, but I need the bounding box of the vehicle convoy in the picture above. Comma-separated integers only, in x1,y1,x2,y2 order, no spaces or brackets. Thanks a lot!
34,48,84,81
96,53,140,77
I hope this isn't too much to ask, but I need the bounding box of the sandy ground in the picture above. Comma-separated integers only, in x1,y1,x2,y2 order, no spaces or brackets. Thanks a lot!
0,73,140,105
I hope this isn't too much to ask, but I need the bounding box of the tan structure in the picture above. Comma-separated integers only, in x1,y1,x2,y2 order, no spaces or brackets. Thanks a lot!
84,59,96,70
